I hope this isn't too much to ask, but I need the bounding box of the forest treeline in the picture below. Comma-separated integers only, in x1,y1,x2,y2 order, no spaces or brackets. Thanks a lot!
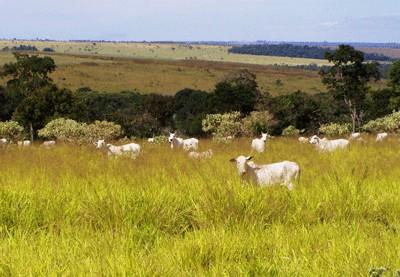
0,45,400,139
229,44,393,62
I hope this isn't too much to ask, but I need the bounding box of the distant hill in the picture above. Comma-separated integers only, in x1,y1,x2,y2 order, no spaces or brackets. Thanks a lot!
228,44,393,62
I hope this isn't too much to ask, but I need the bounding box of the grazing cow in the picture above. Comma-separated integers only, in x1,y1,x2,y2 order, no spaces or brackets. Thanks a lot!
168,132,199,151
42,140,56,147
298,136,308,143
376,132,388,142
0,138,7,144
17,140,31,147
95,139,106,149
188,149,213,159
148,138,155,143
106,143,141,158
309,135,349,152
349,132,361,140
230,156,300,190
251,133,269,153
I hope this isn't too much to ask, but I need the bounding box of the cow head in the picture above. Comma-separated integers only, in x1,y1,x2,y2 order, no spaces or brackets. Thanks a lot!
230,155,253,176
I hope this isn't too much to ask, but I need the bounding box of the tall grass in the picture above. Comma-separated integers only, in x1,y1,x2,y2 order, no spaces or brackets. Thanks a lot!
0,138,399,275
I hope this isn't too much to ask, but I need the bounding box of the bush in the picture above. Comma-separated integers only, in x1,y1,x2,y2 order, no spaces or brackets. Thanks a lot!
42,47,55,52
86,120,122,142
242,111,276,136
38,118,123,142
202,112,242,139
0,121,24,141
319,123,351,136
282,125,300,137
363,111,400,132
38,118,88,142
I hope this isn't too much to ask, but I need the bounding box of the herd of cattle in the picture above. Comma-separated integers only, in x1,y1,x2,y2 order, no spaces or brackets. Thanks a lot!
0,131,390,190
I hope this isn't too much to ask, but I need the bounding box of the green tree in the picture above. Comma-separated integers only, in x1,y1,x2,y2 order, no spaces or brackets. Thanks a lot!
319,45,380,132
12,85,74,138
174,89,211,136
389,60,400,91
211,69,259,114
0,53,56,96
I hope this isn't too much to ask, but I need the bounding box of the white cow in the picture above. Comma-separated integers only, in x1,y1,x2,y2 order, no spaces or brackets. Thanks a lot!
298,136,308,143
148,138,155,143
349,132,361,140
95,139,106,149
309,135,349,152
168,132,199,151
188,149,213,159
18,140,31,147
106,143,141,158
230,156,300,190
376,132,388,142
251,133,269,153
0,138,7,144
42,140,56,147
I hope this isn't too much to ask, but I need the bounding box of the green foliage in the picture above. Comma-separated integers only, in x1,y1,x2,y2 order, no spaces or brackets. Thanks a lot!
0,53,56,95
365,89,400,120
363,111,400,133
38,118,87,142
282,125,301,137
241,111,276,136
229,43,392,62
127,113,160,138
319,123,351,136
211,69,259,114
152,135,168,144
12,85,75,135
86,120,122,142
174,89,211,136
0,120,24,141
389,60,400,91
38,118,122,142
271,91,319,133
202,112,242,139
320,45,380,132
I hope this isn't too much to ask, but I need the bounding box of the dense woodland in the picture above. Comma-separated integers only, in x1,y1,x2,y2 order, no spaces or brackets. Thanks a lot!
229,44,393,62
0,45,400,139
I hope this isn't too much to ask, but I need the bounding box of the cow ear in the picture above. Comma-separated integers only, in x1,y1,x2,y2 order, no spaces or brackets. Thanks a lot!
229,158,236,162
246,156,253,161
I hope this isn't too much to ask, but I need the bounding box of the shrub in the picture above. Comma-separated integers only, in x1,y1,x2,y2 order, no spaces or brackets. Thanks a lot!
38,118,87,142
319,123,351,136
242,111,276,136
282,125,300,137
86,120,122,142
202,112,242,139
152,135,168,144
42,47,55,52
0,121,24,141
363,111,400,132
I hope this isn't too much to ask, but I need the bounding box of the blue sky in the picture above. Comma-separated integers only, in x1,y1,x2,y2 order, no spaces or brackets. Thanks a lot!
0,0,399,42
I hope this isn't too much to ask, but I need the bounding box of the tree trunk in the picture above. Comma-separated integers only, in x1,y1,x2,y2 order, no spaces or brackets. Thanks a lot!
351,112,356,133
30,122,34,142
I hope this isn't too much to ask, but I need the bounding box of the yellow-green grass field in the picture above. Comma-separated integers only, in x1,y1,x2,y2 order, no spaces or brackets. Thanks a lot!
0,40,330,66
0,138,399,275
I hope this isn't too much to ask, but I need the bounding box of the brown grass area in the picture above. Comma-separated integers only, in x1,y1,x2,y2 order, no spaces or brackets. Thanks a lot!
357,47,400,59
0,51,386,95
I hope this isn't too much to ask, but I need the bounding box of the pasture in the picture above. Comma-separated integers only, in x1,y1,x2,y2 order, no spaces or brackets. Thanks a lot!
0,137,399,275
0,51,328,95
0,40,330,66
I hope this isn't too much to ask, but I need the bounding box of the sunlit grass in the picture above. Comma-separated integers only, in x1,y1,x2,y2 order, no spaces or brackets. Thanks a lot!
0,137,399,275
